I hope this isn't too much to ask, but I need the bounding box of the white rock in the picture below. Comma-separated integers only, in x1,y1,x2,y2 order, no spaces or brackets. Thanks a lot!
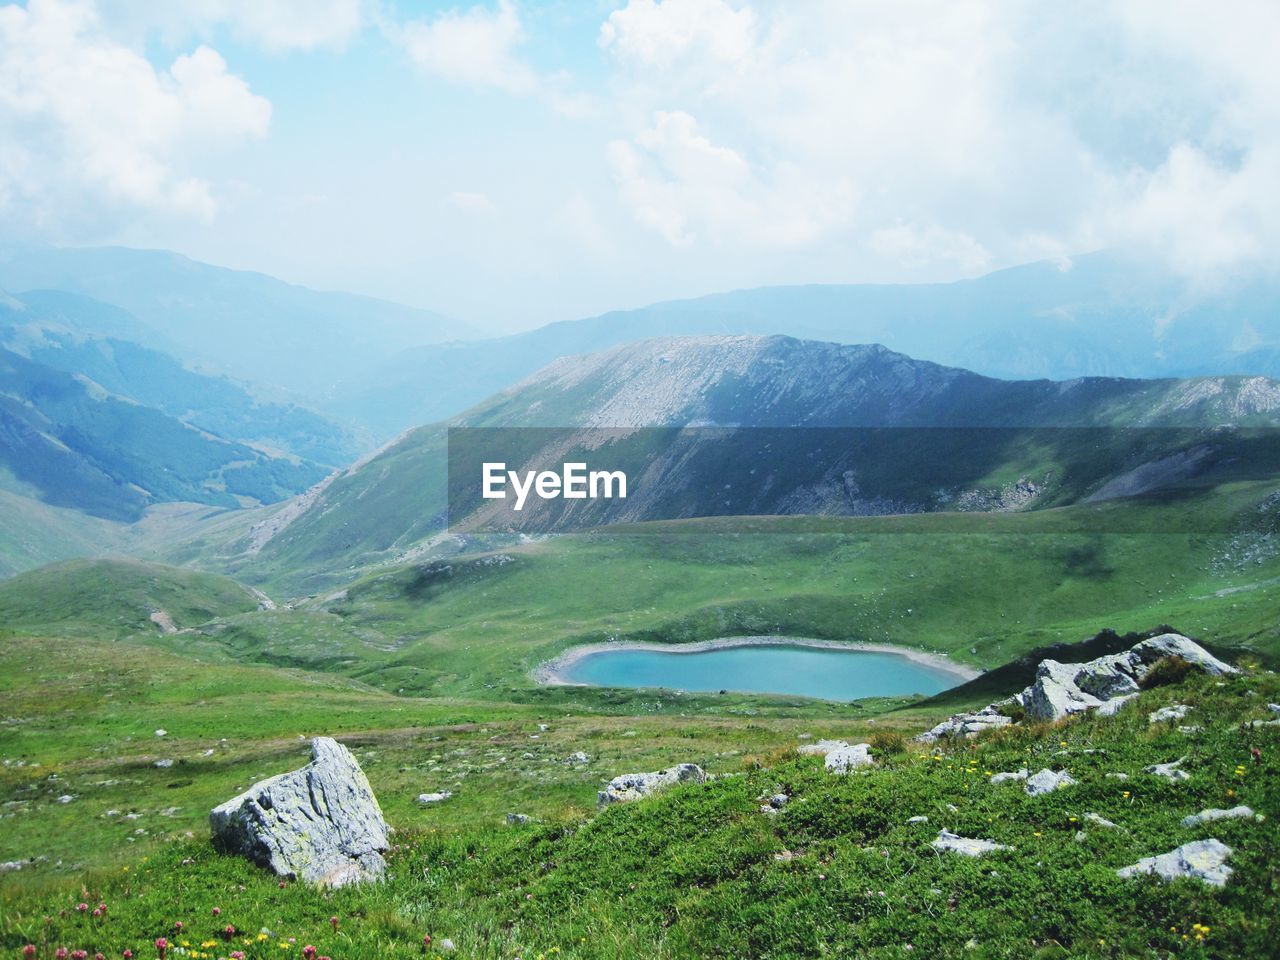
1118,839,1233,887
1177,725,1203,735
437,939,456,952
506,813,530,824
1096,694,1138,717
907,815,929,824
154,759,174,769
1024,769,1076,796
210,737,389,887
565,751,590,766
56,794,75,804
416,792,453,805
915,707,1013,743
1149,704,1191,723
796,739,850,756
1180,806,1256,828
990,769,1029,785
825,743,875,774
0,860,23,872
932,830,1010,857
598,764,706,805
1084,813,1118,829
155,729,167,737
1145,758,1190,781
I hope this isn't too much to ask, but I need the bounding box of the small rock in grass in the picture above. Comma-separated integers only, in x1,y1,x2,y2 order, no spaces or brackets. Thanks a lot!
1106,772,1129,781
155,729,167,737
1177,725,1203,735
0,861,22,872
1180,806,1257,828
1145,758,1190,781
416,792,453,805
990,769,1028,785
1118,839,1232,887
932,830,1010,857
1024,769,1076,796
56,794,75,804
825,743,875,774
1084,813,1119,829
154,759,174,769
565,751,590,766
437,939,456,952
505,813,530,825
907,815,929,824
796,739,850,756
1149,704,1191,724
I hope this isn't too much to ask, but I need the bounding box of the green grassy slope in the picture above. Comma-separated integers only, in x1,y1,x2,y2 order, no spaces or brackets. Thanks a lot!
2,666,1277,958
0,559,263,638
196,481,1280,706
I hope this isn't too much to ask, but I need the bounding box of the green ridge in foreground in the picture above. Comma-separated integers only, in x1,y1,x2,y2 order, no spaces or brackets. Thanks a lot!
1,667,1277,959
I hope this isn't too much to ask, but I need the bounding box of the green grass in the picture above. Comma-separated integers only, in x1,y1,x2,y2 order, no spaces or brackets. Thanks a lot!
3,668,1277,958
0,559,264,638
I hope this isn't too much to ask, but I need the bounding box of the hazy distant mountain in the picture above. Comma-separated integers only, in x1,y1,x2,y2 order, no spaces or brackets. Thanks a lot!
0,290,363,466
0,346,327,521
334,252,1280,439
247,335,1280,586
0,246,468,399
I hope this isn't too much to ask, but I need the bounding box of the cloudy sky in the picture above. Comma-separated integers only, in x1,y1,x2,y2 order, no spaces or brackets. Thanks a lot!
1,0,1278,331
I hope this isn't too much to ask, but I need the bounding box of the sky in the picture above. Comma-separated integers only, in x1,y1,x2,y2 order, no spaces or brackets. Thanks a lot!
1,0,1278,333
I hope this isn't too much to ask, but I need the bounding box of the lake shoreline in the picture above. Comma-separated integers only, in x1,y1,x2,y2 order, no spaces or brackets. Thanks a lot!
531,634,982,688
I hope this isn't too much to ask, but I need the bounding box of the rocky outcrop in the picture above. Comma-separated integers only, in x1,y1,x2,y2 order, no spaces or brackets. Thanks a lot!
917,634,1235,742
932,830,1010,857
598,764,706,806
209,738,389,887
1021,635,1235,722
1118,839,1233,887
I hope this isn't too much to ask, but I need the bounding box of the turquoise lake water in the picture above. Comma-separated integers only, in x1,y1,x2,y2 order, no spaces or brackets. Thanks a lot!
561,644,963,701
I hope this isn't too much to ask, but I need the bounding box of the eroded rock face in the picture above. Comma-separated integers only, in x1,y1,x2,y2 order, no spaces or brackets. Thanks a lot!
209,738,389,887
597,764,706,806
1118,839,1233,887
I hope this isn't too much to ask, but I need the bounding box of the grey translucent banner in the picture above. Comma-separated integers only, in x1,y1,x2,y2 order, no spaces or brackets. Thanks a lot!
446,426,1280,534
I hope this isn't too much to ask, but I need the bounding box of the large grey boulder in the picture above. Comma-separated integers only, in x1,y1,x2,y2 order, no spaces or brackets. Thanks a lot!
1117,839,1233,887
598,764,706,806
210,738,389,887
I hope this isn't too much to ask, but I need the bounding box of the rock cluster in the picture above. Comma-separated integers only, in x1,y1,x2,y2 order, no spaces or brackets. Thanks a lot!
597,764,706,806
917,634,1235,742
209,738,389,888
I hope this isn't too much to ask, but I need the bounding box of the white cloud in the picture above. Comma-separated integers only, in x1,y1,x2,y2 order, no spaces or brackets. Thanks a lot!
870,222,992,272
0,0,270,233
398,0,537,95
592,0,1280,284
600,0,756,70
608,109,851,248
446,190,497,215
101,0,366,52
